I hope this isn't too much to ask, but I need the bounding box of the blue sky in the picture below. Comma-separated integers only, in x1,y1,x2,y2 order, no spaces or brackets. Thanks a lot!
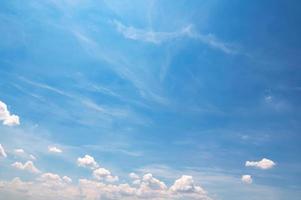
0,0,301,199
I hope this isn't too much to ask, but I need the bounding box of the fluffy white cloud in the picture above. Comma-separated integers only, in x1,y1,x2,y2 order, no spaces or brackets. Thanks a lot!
0,100,20,126
141,173,167,191
241,175,252,184
48,146,62,153
11,161,40,174
169,175,207,196
93,167,119,183
77,155,98,169
0,144,7,158
245,158,276,170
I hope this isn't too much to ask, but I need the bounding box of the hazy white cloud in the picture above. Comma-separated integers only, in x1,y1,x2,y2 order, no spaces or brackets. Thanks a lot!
129,172,140,180
63,176,72,184
30,154,37,160
245,158,276,170
0,144,7,158
48,146,63,153
11,161,40,174
14,148,25,155
77,155,98,169
241,175,253,184
0,100,20,126
113,20,236,54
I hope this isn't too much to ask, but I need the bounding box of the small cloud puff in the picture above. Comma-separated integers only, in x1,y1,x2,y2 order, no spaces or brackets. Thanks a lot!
48,146,63,153
241,175,252,184
77,155,98,169
245,158,276,170
0,101,20,126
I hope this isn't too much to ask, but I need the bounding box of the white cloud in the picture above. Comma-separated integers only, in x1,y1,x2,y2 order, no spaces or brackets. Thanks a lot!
0,100,20,126
30,154,37,160
241,175,252,184
129,172,140,180
14,148,25,155
0,144,7,158
93,167,119,183
141,173,167,191
0,172,212,200
170,175,207,195
11,161,40,174
77,155,98,169
48,146,63,153
245,158,276,170
113,20,236,54
63,176,72,184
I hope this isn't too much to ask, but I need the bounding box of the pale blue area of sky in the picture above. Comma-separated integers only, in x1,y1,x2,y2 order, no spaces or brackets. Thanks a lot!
0,0,301,199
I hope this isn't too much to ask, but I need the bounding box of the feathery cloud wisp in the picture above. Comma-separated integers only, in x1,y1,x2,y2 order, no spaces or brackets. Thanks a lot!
0,144,7,158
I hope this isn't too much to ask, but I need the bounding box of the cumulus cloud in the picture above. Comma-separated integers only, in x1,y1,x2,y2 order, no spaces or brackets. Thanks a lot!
77,155,98,169
241,175,252,184
0,172,211,200
93,167,119,183
11,161,40,174
0,144,7,158
245,158,276,170
170,175,206,195
48,146,62,153
0,100,20,126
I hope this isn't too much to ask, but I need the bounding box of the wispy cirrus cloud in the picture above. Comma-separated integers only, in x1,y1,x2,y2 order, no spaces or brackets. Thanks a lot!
113,20,237,54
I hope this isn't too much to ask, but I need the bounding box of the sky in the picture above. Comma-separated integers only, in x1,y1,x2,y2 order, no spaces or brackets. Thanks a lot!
0,0,301,199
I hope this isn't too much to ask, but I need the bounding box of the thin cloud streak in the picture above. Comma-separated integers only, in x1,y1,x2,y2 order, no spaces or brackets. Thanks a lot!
113,20,237,54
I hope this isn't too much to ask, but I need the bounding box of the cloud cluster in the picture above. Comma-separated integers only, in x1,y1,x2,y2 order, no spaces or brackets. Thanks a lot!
0,173,211,200
1,153,211,199
11,161,40,174
245,158,276,170
0,100,20,126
